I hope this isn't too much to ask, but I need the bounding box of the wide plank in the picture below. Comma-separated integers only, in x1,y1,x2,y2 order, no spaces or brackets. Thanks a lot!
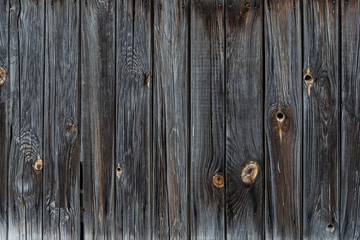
43,0,81,239
225,0,264,239
81,0,116,238
115,0,152,239
190,0,225,239
264,0,302,238
302,0,339,239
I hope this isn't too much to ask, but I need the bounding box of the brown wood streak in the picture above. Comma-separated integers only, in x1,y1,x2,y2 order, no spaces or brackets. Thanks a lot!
190,0,225,239
341,0,360,239
303,0,339,239
81,0,115,239
225,0,264,239
43,0,81,239
265,0,302,239
115,0,152,239
7,0,45,239
153,0,189,239
0,0,9,238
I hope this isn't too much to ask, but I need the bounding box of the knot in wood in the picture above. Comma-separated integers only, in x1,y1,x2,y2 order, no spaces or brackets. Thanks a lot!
241,162,258,184
33,155,43,172
304,68,314,96
116,164,122,179
212,173,224,188
0,66,6,85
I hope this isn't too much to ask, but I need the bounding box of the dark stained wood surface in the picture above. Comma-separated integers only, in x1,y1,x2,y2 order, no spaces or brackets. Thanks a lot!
225,0,264,239
264,0,302,239
302,0,339,239
1,0,360,239
43,0,81,239
153,0,189,239
341,1,360,239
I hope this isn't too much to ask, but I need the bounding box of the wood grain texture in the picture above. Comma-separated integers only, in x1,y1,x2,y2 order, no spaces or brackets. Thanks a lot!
81,0,115,239
225,0,263,239
190,0,225,239
264,0,302,239
0,0,9,238
115,0,152,239
340,1,360,239
153,0,189,239
302,1,339,239
43,0,81,239
7,0,45,239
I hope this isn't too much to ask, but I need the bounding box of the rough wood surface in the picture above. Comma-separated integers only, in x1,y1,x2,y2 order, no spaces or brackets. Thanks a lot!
81,0,116,239
153,0,189,239
340,1,360,239
0,0,9,239
190,0,225,239
225,0,263,239
264,0,302,239
115,0,152,239
7,0,45,239
302,0,339,239
43,0,81,239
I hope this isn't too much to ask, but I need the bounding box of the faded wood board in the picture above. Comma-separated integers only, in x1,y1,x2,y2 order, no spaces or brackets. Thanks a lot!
115,0,152,239
153,0,189,239
225,0,263,239
43,0,81,239
81,0,115,239
264,0,302,239
340,1,360,239
302,0,339,239
8,0,45,239
0,0,9,238
190,0,225,239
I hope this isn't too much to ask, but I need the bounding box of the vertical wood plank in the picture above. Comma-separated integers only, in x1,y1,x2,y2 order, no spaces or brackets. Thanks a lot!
225,0,263,239
302,0,339,239
8,0,45,239
190,0,225,238
81,0,115,238
264,0,302,239
43,0,81,239
340,1,360,238
153,0,189,239
0,0,9,238
115,0,152,239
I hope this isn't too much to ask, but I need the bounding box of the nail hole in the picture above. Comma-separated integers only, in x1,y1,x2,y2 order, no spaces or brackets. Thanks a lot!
326,223,334,232
304,74,314,84
276,112,284,122
116,164,122,179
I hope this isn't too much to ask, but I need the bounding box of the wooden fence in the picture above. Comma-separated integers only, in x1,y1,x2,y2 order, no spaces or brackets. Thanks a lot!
0,0,359,239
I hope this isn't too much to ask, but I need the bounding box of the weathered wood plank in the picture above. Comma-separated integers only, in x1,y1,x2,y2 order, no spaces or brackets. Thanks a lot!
302,1,339,239
43,1,81,239
81,0,115,239
0,0,9,238
264,0,302,239
8,0,45,239
153,0,189,239
340,1,360,239
115,0,152,239
225,0,263,239
190,0,225,239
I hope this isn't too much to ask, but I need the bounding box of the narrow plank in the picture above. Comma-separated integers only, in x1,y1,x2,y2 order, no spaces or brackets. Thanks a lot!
225,0,263,239
8,0,45,239
190,0,225,239
302,0,339,239
264,0,302,239
340,1,360,238
153,0,189,238
43,0,81,239
115,0,152,238
0,0,9,238
81,0,115,238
